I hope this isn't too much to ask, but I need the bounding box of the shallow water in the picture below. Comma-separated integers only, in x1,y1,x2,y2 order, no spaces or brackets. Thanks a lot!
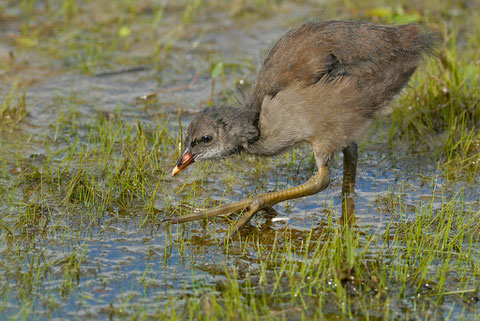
0,1,479,320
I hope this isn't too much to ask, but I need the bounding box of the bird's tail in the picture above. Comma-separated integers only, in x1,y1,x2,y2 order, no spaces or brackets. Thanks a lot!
397,23,440,58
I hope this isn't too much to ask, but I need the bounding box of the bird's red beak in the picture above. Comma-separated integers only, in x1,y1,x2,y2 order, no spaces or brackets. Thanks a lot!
172,148,195,176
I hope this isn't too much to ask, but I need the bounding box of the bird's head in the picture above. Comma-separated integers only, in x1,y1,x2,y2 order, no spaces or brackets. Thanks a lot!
171,106,258,176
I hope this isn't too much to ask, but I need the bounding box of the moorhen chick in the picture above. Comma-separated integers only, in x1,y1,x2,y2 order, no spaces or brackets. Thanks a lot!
167,20,437,238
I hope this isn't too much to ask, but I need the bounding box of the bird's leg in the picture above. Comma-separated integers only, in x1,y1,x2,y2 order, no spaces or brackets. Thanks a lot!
164,167,330,238
340,142,357,225
342,142,357,196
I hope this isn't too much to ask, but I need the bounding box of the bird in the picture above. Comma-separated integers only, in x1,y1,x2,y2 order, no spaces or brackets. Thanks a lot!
166,20,437,239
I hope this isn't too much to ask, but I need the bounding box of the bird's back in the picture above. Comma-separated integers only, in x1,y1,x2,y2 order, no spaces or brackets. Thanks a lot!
247,20,437,115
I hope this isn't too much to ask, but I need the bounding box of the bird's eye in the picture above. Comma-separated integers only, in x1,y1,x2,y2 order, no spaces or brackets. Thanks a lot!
201,135,212,143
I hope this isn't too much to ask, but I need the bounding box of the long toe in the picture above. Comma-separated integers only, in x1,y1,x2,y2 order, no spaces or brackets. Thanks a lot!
163,198,254,224
226,199,265,240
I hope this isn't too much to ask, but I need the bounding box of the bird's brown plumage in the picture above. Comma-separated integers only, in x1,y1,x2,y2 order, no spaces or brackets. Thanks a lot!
247,21,437,114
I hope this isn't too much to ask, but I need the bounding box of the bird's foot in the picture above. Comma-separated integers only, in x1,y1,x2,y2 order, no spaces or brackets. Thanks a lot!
163,196,271,240
225,198,265,240
164,167,330,241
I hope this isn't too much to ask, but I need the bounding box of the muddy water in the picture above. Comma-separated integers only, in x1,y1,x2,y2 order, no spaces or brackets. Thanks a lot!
0,3,479,320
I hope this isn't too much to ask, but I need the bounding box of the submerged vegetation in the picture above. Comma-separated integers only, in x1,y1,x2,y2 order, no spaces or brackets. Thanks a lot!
0,0,479,320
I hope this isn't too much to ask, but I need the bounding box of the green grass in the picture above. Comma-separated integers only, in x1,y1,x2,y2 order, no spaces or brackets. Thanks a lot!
0,83,27,125
158,192,479,321
0,0,479,320
388,26,480,178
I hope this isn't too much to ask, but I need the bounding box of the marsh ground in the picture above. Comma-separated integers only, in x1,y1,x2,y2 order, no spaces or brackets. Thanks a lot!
0,0,479,320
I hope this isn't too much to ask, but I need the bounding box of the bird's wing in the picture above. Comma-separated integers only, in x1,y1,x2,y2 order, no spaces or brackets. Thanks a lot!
247,21,436,111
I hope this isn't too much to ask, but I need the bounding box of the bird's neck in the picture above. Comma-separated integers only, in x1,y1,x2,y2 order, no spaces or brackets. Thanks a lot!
220,105,260,156
238,107,261,147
